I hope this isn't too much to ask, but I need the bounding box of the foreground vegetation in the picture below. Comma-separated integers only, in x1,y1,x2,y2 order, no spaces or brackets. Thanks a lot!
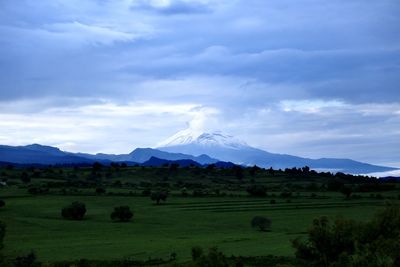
0,163,399,266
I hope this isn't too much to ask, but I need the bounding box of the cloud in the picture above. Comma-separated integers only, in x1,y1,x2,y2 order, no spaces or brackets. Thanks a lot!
0,0,399,166
0,100,205,153
280,100,346,114
131,0,214,15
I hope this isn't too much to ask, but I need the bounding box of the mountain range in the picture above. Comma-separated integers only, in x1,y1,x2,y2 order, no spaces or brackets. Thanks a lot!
0,130,397,174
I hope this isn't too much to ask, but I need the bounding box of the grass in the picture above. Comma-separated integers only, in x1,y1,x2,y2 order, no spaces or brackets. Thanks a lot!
0,189,387,263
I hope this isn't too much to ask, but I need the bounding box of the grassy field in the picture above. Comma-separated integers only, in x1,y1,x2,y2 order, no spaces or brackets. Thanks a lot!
0,188,388,263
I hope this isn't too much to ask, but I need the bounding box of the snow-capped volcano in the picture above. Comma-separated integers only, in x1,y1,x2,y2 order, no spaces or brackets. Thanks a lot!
158,129,248,149
157,129,397,174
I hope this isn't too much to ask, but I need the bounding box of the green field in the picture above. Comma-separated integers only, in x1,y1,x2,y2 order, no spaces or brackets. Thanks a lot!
0,189,387,263
1,165,399,266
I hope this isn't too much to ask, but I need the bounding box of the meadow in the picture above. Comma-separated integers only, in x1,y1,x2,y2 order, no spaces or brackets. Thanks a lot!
0,190,388,262
0,165,398,266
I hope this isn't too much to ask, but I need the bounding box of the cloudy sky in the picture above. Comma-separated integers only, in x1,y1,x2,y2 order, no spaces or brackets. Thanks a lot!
0,0,399,167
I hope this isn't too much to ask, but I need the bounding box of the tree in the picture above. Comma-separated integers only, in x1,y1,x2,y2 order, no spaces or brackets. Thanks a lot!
13,252,38,267
233,165,244,180
293,203,400,267
95,187,106,194
340,186,352,199
249,165,260,177
293,215,359,266
21,172,30,183
61,201,86,220
151,191,168,205
246,185,267,197
110,206,133,222
92,162,103,172
191,246,204,261
0,221,5,249
251,216,272,231
195,247,229,267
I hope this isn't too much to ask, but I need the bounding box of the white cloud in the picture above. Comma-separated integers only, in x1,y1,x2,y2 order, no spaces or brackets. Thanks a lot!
0,100,207,153
280,100,346,113
44,21,137,46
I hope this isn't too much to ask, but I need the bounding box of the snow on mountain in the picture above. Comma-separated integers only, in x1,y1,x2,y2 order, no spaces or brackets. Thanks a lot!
158,129,248,149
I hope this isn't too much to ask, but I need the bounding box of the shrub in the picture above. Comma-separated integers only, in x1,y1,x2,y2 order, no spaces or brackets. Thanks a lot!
61,201,86,220
251,216,272,231
110,206,133,222
0,199,5,208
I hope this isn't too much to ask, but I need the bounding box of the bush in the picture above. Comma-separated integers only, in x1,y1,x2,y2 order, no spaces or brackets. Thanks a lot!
110,206,133,222
270,199,276,204
251,216,272,231
0,199,5,208
61,201,86,220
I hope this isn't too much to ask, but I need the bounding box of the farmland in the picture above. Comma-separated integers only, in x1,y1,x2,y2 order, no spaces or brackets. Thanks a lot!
0,165,399,266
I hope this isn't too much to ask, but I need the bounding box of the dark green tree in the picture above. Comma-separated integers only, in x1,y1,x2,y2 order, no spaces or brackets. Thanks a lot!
0,221,5,249
13,252,38,267
151,191,168,205
110,206,133,222
293,203,400,267
340,186,353,199
246,185,267,197
61,201,86,220
95,187,106,194
251,216,272,231
195,247,229,267
191,246,204,261
21,172,31,183
233,165,244,180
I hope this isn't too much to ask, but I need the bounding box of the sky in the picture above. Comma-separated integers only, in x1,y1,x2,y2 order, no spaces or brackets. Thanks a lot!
0,0,399,167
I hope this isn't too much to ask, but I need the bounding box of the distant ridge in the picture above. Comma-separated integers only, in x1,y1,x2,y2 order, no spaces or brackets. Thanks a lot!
0,135,397,175
0,144,96,165
0,144,217,166
76,147,217,164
